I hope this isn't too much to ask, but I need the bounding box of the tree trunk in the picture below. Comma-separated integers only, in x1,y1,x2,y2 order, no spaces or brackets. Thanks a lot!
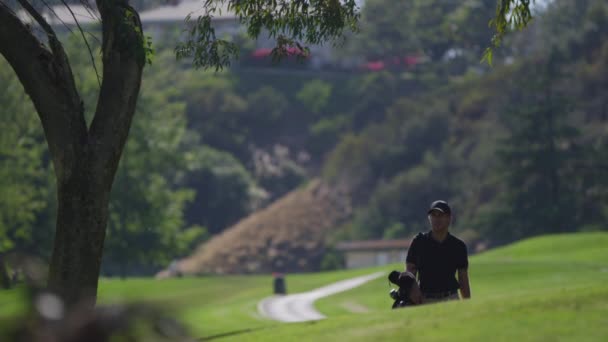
47,165,111,304
1,1,145,306
0,255,11,289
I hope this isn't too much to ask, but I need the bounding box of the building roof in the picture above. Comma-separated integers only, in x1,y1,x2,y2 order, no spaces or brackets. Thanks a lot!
336,239,411,252
139,0,235,24
17,4,99,26
16,1,235,27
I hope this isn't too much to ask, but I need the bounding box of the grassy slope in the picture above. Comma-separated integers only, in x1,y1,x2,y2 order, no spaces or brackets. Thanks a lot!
243,232,608,341
0,232,606,341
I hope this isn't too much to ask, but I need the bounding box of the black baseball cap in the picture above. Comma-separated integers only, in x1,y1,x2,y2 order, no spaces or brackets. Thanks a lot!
427,200,451,215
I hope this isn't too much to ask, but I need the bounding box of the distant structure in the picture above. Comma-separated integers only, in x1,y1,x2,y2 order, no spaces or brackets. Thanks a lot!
15,1,237,33
336,239,410,269
15,0,423,72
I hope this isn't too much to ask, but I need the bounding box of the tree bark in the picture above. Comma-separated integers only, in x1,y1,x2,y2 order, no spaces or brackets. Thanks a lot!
0,1,145,305
0,255,11,289
48,165,111,303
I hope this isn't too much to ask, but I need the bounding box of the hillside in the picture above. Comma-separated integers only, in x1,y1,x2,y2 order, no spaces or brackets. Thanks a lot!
176,179,351,274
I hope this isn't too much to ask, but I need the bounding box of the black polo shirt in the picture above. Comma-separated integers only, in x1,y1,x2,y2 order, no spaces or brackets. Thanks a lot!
406,231,468,293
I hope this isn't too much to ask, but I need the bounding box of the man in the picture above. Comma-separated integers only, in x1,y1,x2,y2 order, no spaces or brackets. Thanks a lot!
405,200,471,304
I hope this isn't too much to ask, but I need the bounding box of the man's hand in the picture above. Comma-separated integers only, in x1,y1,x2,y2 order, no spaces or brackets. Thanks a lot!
458,268,471,299
405,262,423,304
409,281,423,304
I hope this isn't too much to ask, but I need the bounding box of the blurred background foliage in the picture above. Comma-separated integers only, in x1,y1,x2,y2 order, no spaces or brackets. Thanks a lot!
1,0,607,277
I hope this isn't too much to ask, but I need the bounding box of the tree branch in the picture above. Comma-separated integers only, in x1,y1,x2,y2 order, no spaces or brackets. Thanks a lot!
16,0,82,106
88,0,145,187
16,0,55,38
0,1,87,181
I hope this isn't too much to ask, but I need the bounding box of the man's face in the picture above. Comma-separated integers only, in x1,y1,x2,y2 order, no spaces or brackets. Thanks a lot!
428,210,451,232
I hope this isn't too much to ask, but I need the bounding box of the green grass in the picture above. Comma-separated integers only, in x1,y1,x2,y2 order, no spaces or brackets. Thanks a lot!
300,232,608,341
231,284,608,341
0,264,387,338
1,232,607,341
231,232,608,341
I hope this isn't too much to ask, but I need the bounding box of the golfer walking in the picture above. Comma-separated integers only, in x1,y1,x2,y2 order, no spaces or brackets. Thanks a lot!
405,200,471,304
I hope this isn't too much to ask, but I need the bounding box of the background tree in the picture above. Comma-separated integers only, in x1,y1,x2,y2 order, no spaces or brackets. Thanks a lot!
0,58,54,288
323,0,608,249
102,55,208,277
181,146,256,235
477,52,581,242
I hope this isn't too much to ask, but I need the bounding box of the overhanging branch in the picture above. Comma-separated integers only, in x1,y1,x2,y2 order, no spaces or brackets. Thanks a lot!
0,1,87,179
16,0,55,38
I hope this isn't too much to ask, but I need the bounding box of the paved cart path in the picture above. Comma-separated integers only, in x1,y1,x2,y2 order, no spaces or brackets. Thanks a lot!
257,271,385,323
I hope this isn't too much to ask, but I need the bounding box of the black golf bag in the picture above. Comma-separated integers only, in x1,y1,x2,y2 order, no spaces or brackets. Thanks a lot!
388,270,416,309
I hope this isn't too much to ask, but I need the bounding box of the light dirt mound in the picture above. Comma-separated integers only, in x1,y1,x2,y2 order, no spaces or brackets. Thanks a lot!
177,179,351,274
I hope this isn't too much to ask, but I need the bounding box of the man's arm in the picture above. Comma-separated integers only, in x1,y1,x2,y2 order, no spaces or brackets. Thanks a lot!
404,236,424,304
405,262,417,275
457,268,471,299
405,235,420,276
406,262,423,304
